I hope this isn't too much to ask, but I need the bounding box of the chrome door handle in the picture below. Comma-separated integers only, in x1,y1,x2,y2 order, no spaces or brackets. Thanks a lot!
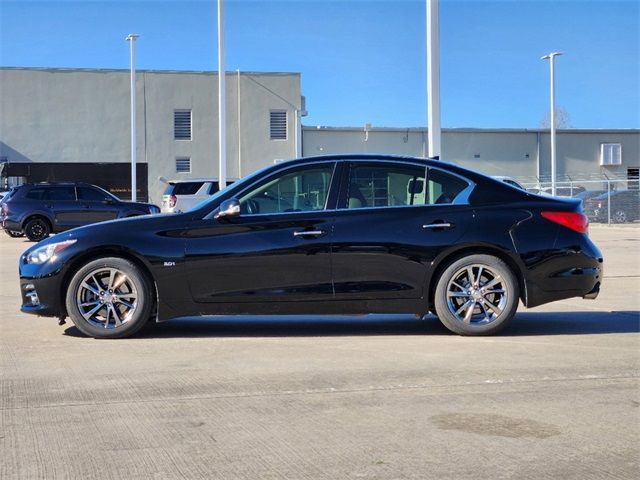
293,230,325,238
423,222,453,229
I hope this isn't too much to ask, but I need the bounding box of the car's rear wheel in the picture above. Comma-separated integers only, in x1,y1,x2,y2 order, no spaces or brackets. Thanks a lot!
24,217,50,242
4,229,24,238
65,257,153,339
433,254,519,335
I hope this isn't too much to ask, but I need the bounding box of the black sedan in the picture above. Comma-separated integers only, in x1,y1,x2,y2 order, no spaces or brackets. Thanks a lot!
18,155,602,339
1,182,160,241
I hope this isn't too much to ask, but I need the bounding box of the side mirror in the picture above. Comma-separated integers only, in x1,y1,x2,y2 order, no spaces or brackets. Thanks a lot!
214,198,241,219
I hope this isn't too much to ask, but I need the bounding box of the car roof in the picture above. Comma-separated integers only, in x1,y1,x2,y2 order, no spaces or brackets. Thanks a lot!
22,182,97,187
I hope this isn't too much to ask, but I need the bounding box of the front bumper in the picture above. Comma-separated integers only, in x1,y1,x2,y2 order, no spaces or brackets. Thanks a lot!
20,274,65,317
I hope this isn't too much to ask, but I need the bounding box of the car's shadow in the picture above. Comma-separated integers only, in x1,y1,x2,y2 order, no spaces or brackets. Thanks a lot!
63,310,640,339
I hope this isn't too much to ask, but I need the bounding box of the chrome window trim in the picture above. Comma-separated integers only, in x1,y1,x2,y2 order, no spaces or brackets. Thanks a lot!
204,161,338,220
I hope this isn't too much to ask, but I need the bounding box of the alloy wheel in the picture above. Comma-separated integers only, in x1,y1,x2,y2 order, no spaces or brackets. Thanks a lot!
445,264,508,326
75,267,138,329
614,210,627,223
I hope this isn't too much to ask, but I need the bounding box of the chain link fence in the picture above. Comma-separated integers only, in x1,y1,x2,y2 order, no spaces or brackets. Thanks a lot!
518,177,639,225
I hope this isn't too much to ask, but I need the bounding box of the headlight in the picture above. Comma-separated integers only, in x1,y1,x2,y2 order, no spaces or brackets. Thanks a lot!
26,239,77,264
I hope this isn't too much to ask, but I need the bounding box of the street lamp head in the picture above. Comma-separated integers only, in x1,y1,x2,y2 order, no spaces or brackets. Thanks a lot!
541,52,563,60
125,34,140,42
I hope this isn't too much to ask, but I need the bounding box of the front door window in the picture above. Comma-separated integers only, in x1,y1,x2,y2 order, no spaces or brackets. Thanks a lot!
239,164,335,215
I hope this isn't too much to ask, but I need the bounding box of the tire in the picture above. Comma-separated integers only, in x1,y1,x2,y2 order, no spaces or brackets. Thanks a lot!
613,209,628,224
65,257,153,339
4,229,24,238
433,254,519,336
24,217,51,242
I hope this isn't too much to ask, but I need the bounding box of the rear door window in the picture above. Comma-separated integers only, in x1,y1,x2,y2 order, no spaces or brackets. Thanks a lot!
345,163,427,209
44,186,76,201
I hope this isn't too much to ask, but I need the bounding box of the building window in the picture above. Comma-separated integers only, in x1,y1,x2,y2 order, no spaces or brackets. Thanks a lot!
600,143,622,166
174,110,192,140
176,157,191,173
270,110,287,140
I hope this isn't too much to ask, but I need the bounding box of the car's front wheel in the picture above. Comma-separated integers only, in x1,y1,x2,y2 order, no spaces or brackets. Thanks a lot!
65,257,153,339
433,254,519,335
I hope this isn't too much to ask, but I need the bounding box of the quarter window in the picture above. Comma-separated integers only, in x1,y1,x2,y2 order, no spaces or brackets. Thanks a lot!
239,164,334,215
426,169,469,205
346,164,426,209
25,188,46,200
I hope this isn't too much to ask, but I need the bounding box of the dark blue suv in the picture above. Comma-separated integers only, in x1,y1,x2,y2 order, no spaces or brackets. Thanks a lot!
1,182,160,241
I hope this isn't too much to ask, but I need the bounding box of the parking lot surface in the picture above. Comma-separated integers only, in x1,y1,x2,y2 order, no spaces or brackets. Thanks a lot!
1,226,638,479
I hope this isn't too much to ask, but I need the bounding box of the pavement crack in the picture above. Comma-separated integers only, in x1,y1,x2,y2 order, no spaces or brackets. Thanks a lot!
1,374,637,412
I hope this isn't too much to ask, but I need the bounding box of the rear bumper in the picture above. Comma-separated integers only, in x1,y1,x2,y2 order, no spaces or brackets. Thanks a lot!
522,234,603,308
1,218,21,231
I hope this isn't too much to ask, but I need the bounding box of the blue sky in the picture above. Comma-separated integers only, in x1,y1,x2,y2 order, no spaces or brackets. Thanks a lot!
1,0,638,128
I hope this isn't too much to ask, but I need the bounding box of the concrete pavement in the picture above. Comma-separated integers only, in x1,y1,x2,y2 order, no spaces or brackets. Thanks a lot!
0,226,638,479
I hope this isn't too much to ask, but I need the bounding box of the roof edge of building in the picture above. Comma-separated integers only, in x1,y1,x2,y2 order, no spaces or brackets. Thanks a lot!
0,66,300,76
303,126,640,134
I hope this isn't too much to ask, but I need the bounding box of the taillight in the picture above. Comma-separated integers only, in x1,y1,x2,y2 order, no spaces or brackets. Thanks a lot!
169,194,177,208
1,203,7,215
541,211,589,234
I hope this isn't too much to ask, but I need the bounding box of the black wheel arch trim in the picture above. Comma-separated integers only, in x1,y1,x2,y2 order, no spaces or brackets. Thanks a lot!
21,212,54,230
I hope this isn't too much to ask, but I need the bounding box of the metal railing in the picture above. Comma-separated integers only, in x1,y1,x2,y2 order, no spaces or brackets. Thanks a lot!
519,178,640,225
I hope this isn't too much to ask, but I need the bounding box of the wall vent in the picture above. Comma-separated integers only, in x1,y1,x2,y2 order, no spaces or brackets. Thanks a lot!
270,110,287,140
174,110,192,140
176,157,191,173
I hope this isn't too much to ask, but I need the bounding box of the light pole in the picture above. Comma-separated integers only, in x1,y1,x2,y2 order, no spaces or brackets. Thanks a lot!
426,0,441,159
126,34,139,202
217,0,227,190
541,52,562,196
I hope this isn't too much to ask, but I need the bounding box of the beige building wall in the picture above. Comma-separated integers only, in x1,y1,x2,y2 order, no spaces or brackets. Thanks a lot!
303,127,639,181
1,68,301,203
